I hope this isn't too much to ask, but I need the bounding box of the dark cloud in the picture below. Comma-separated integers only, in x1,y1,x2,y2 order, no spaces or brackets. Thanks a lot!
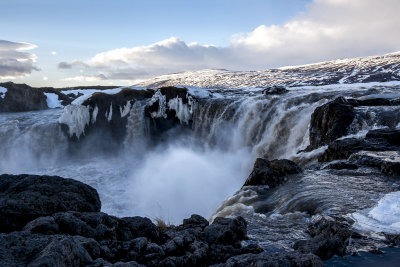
58,61,72,69
0,39,38,78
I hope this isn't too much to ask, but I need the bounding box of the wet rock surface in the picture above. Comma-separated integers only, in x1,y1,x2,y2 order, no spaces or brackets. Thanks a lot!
293,216,352,260
308,97,355,149
262,85,289,95
243,158,302,188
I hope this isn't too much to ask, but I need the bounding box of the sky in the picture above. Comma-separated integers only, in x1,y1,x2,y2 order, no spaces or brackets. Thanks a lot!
1,0,400,87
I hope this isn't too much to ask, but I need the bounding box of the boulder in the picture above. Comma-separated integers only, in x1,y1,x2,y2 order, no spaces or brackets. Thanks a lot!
366,128,400,146
117,216,161,242
212,251,323,267
323,161,359,170
308,97,355,149
319,137,398,162
243,158,302,188
262,85,289,95
350,151,400,176
0,232,93,267
204,216,247,245
293,216,352,260
0,174,101,232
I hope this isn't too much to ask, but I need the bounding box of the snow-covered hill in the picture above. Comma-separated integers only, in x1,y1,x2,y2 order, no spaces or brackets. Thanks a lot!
134,52,400,89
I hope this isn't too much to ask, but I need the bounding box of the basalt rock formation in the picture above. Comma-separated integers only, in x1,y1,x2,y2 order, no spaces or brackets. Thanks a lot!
0,174,326,266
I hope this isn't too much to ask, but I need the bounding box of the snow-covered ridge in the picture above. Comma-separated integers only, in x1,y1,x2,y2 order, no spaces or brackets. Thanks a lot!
134,51,400,89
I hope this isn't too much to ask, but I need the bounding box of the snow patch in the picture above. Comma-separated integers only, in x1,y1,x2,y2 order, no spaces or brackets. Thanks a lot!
66,88,124,105
58,105,90,138
44,93,63,108
0,86,7,99
352,191,400,234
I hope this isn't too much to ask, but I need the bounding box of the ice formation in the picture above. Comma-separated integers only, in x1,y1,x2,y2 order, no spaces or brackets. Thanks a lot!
0,86,7,99
120,101,132,118
58,105,90,138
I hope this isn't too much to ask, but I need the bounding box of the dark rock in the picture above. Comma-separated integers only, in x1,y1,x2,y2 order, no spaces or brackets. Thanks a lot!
0,174,101,232
308,97,355,149
350,152,400,176
293,216,352,260
323,161,359,170
117,216,161,242
28,236,93,267
369,249,384,255
243,158,302,187
349,97,400,107
0,232,92,267
23,216,59,235
180,214,209,230
53,211,119,240
384,234,400,245
262,85,289,95
204,216,247,246
366,128,400,146
0,82,48,112
319,137,397,162
212,251,323,267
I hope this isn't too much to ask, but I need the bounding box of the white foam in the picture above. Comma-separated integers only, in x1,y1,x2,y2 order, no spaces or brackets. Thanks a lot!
352,191,400,234
0,86,7,99
44,93,63,108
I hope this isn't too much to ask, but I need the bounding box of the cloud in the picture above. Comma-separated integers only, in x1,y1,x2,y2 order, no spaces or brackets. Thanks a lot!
58,61,72,69
62,74,107,82
59,0,400,81
0,40,39,79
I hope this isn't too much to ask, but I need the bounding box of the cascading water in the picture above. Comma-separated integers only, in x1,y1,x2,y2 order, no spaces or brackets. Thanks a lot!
0,83,400,244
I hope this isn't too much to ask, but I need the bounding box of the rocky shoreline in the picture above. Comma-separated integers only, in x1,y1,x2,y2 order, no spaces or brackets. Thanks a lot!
0,174,323,266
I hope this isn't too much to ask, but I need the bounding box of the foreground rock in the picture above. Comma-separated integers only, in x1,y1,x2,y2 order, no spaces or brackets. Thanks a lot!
294,216,352,260
243,158,302,188
0,174,325,266
308,97,355,150
0,174,101,232
213,251,323,267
